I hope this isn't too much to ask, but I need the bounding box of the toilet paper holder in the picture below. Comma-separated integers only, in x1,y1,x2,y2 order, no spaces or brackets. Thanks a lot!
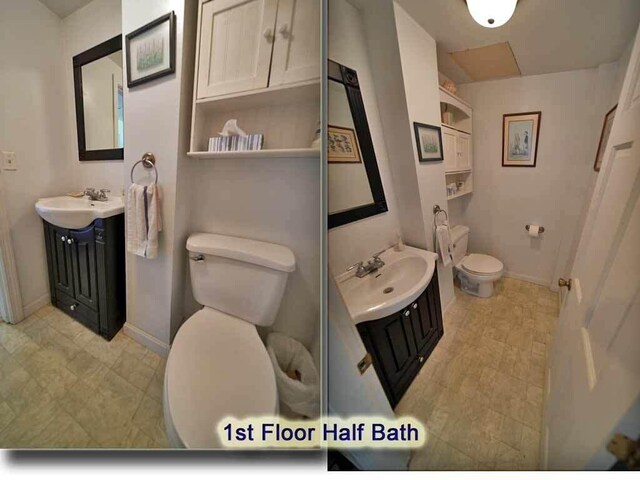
526,225,545,234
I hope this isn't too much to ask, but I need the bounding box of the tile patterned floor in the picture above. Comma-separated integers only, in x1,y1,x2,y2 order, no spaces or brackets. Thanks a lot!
0,305,168,448
397,277,559,470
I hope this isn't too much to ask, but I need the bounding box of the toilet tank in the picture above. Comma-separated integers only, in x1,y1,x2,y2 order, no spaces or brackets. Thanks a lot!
450,225,470,266
186,233,296,327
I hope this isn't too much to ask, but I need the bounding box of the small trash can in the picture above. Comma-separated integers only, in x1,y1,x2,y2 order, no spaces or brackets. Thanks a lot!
267,332,320,418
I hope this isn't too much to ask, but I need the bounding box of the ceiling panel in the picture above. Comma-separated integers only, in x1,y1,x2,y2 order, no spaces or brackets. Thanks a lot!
397,0,640,84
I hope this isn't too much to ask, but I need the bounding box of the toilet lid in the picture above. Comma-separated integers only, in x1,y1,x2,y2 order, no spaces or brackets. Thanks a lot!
462,254,504,275
165,307,277,448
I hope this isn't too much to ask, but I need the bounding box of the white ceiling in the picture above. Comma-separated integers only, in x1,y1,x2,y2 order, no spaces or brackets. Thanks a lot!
39,0,94,18
397,0,640,84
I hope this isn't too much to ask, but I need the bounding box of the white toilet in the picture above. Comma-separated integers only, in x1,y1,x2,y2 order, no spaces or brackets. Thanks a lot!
450,225,504,298
163,232,295,448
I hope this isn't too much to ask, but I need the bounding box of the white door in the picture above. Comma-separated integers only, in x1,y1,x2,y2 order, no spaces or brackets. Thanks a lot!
545,23,640,470
456,131,471,171
269,0,321,86
196,0,278,99
441,126,457,173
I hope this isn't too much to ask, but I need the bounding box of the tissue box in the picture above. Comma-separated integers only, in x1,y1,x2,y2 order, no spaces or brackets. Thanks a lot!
208,134,263,152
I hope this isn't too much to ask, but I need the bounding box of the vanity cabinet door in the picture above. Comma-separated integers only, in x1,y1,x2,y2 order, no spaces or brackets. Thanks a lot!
442,126,458,173
359,308,419,405
196,0,278,99
48,225,75,297
69,226,99,311
409,290,439,362
269,0,321,86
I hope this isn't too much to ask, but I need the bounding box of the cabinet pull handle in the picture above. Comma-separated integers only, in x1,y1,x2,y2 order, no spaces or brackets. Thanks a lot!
278,23,289,38
404,310,410,317
61,236,67,242
70,303,77,311
263,28,274,42
412,303,418,309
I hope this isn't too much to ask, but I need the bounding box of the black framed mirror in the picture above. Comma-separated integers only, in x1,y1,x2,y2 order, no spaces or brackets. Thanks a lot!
73,35,124,161
328,60,388,229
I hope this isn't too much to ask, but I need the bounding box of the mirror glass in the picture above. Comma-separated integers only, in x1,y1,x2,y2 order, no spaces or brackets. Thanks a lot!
328,79,373,214
81,51,124,151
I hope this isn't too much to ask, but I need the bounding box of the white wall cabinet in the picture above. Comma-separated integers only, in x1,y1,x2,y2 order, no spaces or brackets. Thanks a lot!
442,125,471,173
270,0,321,86
455,131,471,171
197,0,319,100
442,126,457,173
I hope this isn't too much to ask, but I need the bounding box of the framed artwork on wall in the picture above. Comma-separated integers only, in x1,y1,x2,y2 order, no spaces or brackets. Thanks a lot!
126,11,176,88
502,111,541,167
413,122,443,162
593,105,617,172
328,125,362,163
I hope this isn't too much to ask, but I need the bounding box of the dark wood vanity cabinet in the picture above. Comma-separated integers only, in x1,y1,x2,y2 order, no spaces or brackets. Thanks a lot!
43,215,125,340
357,271,444,408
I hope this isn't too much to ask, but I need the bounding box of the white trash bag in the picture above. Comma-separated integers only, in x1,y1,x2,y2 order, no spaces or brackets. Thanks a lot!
267,332,320,419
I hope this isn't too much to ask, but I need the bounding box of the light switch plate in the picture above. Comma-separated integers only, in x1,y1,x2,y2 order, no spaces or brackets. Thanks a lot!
2,151,17,171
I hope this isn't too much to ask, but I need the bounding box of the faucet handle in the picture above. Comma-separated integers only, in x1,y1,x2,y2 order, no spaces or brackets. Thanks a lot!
372,249,386,259
99,188,110,193
346,261,364,272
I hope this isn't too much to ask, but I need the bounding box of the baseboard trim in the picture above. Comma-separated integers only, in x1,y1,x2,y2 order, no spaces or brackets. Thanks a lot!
23,293,51,319
123,322,170,357
503,271,550,289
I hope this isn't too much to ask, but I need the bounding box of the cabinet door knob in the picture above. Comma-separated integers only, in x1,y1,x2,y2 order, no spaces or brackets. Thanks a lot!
67,238,73,244
70,304,77,311
412,303,418,309
404,310,410,317
418,355,425,363
61,236,67,242
263,28,274,42
278,24,289,37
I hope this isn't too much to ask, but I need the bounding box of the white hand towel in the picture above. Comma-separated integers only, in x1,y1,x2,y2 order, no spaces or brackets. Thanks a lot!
436,224,453,267
127,183,162,259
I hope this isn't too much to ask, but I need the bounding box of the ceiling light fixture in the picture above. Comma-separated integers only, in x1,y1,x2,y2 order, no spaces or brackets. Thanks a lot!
466,0,517,28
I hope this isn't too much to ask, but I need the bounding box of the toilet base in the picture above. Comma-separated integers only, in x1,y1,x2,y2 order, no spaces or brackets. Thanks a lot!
456,269,501,298
460,279,494,298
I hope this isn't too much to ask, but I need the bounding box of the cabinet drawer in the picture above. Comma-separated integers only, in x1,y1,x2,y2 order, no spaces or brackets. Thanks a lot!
55,290,99,333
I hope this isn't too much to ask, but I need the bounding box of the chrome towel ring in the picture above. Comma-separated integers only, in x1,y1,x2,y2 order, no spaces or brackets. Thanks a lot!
433,204,449,228
130,152,158,184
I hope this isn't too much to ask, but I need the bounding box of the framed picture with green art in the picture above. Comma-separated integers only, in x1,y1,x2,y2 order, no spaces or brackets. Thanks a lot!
413,122,443,162
126,11,176,88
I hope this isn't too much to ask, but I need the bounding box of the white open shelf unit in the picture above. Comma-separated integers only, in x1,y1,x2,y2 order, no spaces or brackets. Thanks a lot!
188,80,321,159
445,170,473,200
440,84,473,201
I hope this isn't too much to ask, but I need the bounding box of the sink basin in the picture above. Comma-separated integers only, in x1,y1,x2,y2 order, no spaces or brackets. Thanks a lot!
335,246,438,324
35,196,124,229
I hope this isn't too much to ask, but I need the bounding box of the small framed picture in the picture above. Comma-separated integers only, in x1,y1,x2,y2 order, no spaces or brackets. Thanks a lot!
502,111,541,167
413,122,443,162
593,105,617,172
328,125,362,163
126,12,176,88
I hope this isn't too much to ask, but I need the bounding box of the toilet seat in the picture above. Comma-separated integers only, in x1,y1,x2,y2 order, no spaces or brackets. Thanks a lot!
461,254,503,276
164,307,277,448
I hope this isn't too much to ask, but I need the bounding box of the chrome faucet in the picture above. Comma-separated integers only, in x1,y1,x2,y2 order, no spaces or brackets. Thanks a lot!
84,188,110,201
346,250,386,278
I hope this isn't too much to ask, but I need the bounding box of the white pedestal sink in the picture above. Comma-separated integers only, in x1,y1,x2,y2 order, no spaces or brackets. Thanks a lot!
334,246,438,324
35,196,124,229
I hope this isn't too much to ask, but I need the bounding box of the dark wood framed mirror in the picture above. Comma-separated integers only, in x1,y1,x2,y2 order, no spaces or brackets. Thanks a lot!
73,35,124,161
328,60,388,229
